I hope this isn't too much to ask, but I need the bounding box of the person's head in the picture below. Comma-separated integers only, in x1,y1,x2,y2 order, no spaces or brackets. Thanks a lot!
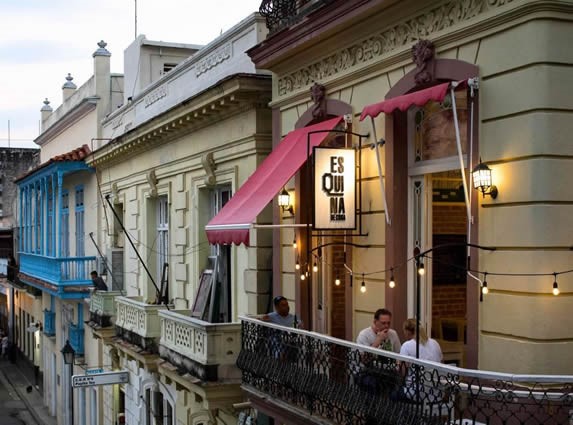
90,270,98,280
403,318,428,344
372,308,392,333
273,296,290,317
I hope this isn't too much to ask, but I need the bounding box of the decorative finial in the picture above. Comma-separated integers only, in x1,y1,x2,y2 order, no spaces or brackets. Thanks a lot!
93,40,111,57
41,98,53,112
62,73,77,90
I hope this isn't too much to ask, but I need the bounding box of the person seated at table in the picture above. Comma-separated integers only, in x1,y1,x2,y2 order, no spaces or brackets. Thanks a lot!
399,318,443,402
261,296,300,328
400,318,442,362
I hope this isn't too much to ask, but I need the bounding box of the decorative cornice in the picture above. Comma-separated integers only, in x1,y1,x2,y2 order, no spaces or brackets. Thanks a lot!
89,75,272,168
277,0,514,97
196,43,232,77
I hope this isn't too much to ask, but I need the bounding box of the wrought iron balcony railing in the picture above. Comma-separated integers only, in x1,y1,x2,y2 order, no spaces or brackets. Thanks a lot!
43,310,56,337
19,253,96,286
259,0,336,34
89,290,123,328
159,310,241,381
115,296,172,352
237,316,573,425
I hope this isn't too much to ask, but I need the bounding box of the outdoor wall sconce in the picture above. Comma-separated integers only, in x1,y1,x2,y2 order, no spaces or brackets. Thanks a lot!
278,188,294,215
472,160,498,199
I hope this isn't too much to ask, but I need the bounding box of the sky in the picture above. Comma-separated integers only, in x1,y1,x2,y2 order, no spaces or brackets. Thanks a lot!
0,0,263,148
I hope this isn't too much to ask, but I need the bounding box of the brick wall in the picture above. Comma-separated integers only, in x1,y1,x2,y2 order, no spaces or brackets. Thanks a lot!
330,241,346,339
432,203,467,234
432,203,467,331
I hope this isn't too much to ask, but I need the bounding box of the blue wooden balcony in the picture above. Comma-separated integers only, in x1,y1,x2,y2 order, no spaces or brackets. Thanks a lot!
69,324,84,356
19,253,96,297
44,310,56,336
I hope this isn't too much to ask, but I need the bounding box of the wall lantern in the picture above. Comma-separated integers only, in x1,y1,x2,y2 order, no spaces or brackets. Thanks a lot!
278,188,294,215
472,160,498,199
61,339,76,365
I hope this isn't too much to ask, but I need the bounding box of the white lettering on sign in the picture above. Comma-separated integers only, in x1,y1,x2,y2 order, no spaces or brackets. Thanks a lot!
72,371,129,388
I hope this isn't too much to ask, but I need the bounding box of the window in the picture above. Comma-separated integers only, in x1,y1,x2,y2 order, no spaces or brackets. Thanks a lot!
61,191,69,257
75,187,85,256
209,186,232,323
47,192,53,256
163,63,177,74
157,196,169,289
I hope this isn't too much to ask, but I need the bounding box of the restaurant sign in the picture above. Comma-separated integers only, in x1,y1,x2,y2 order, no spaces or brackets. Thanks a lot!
313,147,356,230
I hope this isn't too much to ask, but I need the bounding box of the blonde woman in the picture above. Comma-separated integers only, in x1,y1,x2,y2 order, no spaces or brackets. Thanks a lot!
399,318,442,362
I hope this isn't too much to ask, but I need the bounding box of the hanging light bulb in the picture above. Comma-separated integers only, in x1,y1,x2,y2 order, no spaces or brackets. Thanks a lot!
292,239,297,249
389,268,395,288
360,274,366,293
335,277,341,286
553,275,560,296
295,256,300,270
300,273,306,281
482,274,489,295
313,261,318,273
418,261,425,276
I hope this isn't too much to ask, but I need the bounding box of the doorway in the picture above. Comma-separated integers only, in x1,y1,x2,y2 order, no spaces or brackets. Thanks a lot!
407,91,469,348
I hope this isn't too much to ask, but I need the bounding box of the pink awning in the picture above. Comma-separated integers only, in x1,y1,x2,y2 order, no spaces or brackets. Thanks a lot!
206,116,343,246
359,81,451,121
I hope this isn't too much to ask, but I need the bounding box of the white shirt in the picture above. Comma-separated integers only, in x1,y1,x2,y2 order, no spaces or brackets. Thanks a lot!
400,338,443,362
356,327,402,353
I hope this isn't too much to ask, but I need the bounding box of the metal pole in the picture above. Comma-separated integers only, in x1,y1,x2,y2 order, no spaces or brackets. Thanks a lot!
70,362,74,425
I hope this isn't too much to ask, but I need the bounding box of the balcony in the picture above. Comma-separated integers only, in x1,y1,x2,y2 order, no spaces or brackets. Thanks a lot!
43,310,56,337
237,317,573,425
88,290,123,328
69,324,84,356
115,296,171,353
158,310,241,382
259,0,336,34
19,253,96,288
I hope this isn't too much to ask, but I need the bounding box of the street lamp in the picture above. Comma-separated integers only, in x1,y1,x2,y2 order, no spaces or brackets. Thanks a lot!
61,340,75,425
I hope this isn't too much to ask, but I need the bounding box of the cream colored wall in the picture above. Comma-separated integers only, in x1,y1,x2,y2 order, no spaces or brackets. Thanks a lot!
473,18,573,374
273,2,573,373
97,107,270,316
40,110,97,163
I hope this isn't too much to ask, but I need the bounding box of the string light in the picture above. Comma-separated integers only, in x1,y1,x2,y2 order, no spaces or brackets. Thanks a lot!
360,274,366,293
300,273,306,281
553,274,559,296
418,261,425,276
313,261,318,273
482,273,489,295
292,239,297,249
389,268,395,288
335,277,341,286
295,260,300,270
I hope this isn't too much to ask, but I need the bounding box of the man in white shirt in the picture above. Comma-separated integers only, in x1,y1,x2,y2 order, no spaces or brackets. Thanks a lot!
356,308,401,353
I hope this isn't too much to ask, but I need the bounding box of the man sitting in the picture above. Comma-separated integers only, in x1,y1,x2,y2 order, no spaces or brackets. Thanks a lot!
357,308,401,353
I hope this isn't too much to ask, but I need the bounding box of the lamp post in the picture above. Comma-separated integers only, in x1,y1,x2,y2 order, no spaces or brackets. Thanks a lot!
61,340,75,425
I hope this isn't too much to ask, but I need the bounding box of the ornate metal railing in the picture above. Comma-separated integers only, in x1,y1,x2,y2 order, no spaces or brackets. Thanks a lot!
259,0,337,34
159,310,241,381
237,316,573,425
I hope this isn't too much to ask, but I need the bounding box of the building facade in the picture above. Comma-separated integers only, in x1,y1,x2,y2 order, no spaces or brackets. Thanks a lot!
14,41,123,425
86,14,272,425
205,0,573,423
